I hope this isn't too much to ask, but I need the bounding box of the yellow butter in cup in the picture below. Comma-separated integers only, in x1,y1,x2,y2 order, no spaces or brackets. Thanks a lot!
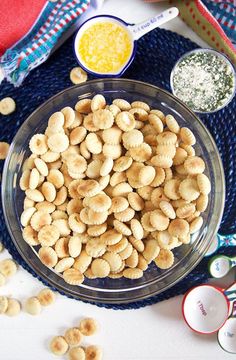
77,21,133,74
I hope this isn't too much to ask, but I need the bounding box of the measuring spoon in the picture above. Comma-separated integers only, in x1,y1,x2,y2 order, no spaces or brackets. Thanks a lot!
182,284,236,334
74,8,179,76
208,255,236,279
218,302,236,354
205,233,236,257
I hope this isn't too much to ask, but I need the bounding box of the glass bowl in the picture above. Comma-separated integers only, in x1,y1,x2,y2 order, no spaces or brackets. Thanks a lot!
2,79,225,304
170,48,236,114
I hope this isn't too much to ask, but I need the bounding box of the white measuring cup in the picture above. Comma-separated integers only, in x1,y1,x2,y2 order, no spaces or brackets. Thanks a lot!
218,302,236,354
208,255,236,278
74,7,179,76
205,233,236,257
182,284,234,334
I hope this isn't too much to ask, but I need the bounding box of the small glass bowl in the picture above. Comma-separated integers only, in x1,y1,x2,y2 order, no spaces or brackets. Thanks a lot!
170,48,236,114
2,79,225,304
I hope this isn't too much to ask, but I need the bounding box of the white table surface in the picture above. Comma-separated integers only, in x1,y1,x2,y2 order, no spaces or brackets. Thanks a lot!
1,1,234,359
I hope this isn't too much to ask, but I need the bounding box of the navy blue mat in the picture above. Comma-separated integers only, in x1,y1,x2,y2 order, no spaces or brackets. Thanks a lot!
0,27,235,309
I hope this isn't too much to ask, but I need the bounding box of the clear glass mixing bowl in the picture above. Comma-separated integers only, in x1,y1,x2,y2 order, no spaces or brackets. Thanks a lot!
2,79,225,304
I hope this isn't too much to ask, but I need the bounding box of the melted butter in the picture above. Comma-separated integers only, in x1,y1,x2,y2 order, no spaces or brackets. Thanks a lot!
78,21,133,74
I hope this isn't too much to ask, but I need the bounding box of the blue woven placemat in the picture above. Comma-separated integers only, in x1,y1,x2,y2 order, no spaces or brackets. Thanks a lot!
0,27,235,310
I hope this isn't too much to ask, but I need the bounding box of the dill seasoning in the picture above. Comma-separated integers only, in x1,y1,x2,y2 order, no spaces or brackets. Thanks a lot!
171,49,235,112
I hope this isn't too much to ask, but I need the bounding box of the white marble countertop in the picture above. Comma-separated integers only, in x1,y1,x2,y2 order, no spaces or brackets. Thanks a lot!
0,1,234,359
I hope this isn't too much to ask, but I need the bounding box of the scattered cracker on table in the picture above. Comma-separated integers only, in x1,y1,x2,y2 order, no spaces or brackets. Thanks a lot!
68,346,86,360
85,345,103,360
64,327,83,346
79,318,98,336
0,97,16,115
24,296,42,315
37,288,55,306
5,298,21,317
0,259,17,277
18,95,211,282
50,336,69,356
70,67,88,85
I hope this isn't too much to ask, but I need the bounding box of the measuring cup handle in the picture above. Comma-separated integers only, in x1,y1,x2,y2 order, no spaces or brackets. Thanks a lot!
128,7,179,41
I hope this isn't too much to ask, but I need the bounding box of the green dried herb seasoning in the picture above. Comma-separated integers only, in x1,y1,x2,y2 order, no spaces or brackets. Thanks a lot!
172,51,235,112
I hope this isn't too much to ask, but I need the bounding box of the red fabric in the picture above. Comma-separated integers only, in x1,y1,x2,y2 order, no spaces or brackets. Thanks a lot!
0,0,47,56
